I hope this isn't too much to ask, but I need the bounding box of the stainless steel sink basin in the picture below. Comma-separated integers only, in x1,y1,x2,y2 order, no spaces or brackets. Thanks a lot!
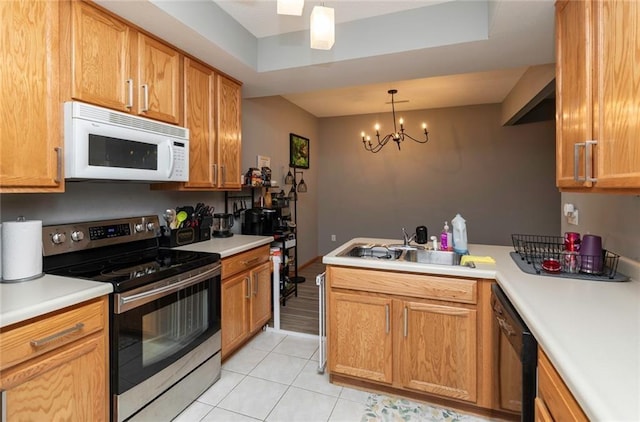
341,244,403,260
338,243,461,266
402,249,461,266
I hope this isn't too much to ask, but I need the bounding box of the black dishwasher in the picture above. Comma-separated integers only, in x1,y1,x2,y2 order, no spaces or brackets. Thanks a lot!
491,284,537,422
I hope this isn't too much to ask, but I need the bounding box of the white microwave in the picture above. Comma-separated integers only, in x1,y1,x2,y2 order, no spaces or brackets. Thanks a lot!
63,101,189,182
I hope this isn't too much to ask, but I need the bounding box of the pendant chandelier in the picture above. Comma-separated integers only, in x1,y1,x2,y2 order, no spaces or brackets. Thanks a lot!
360,89,430,153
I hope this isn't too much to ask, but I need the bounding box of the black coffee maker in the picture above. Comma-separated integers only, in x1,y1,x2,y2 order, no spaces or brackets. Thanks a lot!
242,208,264,235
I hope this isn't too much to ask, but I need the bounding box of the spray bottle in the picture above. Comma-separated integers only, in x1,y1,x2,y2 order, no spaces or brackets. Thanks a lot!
451,213,468,254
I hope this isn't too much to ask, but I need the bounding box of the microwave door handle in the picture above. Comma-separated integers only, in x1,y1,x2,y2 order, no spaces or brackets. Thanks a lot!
167,141,175,177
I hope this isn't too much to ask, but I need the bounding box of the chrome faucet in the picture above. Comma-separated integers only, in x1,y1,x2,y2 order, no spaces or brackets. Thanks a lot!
402,227,416,247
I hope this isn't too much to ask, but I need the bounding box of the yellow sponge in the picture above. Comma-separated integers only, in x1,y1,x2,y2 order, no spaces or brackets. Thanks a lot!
460,255,496,266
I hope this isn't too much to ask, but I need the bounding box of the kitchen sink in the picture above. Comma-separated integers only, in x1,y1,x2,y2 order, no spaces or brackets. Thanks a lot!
402,249,461,266
338,243,461,266
341,244,403,260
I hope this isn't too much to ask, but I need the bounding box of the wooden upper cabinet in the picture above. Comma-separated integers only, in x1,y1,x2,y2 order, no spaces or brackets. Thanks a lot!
593,0,640,188
216,75,242,190
66,1,182,125
137,33,182,124
0,0,63,192
555,0,592,189
182,58,216,188
68,0,133,112
556,0,640,191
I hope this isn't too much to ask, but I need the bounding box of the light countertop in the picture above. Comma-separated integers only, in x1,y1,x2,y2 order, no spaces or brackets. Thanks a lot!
0,235,274,329
0,275,113,328
324,237,640,422
173,234,274,257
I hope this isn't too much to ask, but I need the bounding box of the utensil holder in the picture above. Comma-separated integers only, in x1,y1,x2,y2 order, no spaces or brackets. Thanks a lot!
160,226,197,247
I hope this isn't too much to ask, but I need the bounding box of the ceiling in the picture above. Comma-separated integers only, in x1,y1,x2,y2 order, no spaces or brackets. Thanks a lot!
95,0,556,118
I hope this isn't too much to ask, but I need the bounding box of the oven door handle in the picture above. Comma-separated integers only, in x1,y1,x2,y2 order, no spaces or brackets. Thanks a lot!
116,266,219,313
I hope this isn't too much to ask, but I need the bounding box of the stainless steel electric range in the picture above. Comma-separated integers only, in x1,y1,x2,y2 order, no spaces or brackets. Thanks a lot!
42,216,221,422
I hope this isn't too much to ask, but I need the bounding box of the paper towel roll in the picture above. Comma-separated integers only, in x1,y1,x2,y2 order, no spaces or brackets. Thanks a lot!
1,219,43,282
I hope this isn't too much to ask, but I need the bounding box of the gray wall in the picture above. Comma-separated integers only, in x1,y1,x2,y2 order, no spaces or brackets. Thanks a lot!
560,193,640,261
242,96,319,267
317,103,560,254
0,182,226,227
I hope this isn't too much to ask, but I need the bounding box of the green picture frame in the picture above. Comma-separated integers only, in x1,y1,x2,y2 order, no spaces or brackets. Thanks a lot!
289,133,310,169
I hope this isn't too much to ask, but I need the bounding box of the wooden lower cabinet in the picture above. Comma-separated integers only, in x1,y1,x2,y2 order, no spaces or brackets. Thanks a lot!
399,300,477,402
536,348,588,422
221,246,271,359
329,292,393,383
327,266,496,411
0,296,109,421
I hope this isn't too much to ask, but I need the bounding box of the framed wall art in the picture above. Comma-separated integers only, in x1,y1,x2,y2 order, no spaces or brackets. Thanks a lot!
289,133,310,169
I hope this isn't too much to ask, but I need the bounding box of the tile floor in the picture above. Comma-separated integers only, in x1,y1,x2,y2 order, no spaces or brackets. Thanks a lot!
174,330,500,422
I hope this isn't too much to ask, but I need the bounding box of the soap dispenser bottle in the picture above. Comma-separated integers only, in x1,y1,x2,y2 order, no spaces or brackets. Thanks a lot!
440,222,450,251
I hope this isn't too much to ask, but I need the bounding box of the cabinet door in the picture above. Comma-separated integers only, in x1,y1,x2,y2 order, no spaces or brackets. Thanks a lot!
69,1,133,112
328,291,392,384
216,75,242,190
399,300,477,402
221,272,250,359
183,58,216,188
249,261,273,332
137,33,182,124
593,0,640,188
0,0,63,192
555,0,594,189
0,334,108,421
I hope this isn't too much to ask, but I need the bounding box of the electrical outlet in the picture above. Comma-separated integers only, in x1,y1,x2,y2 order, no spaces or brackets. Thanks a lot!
567,209,579,225
331,234,336,242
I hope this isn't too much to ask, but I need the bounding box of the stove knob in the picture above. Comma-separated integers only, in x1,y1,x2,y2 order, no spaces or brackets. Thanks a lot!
146,222,156,232
52,232,66,245
135,223,144,233
71,230,85,242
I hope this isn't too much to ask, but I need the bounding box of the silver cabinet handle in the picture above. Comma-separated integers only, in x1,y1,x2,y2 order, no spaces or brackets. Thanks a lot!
221,165,227,186
403,307,408,337
30,322,85,348
385,304,390,334
241,256,261,267
574,142,586,182
54,147,62,183
141,83,149,112
126,78,134,109
586,140,597,182
212,164,218,185
253,274,258,296
245,277,251,299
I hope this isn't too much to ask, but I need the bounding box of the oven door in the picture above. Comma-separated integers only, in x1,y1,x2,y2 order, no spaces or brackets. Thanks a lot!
111,264,221,397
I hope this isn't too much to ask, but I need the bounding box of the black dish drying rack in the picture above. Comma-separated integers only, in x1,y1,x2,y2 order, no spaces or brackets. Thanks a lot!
511,234,627,282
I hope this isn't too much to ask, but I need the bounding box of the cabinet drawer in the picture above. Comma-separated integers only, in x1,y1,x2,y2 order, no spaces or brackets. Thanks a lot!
328,266,477,304
537,348,588,422
0,297,107,371
222,245,270,279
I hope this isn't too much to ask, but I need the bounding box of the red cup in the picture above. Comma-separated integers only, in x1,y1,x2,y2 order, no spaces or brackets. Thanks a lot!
564,232,581,252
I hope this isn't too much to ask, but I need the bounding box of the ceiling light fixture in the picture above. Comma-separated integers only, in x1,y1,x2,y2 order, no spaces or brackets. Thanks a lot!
310,5,335,50
277,0,304,16
360,89,430,153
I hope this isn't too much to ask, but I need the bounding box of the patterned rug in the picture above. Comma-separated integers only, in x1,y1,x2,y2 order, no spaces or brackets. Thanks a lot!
361,394,491,422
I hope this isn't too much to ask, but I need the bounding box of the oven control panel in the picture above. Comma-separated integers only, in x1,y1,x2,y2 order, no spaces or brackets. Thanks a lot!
42,215,160,256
